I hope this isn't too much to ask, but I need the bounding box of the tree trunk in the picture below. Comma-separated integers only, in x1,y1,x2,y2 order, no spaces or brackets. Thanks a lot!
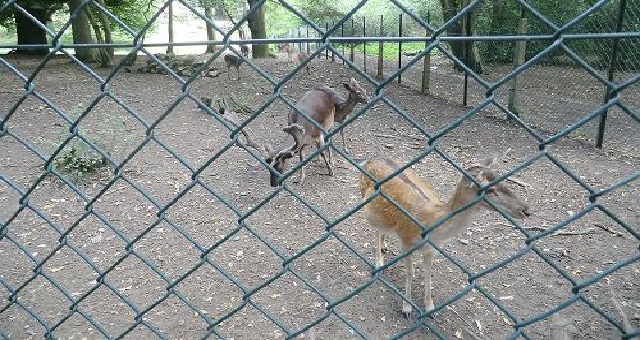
439,0,483,73
68,0,97,62
85,5,112,68
14,5,50,55
166,0,174,55
204,5,216,53
246,0,268,58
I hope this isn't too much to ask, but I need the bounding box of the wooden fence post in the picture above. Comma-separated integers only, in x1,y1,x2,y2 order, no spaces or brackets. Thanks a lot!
508,10,527,119
421,27,431,94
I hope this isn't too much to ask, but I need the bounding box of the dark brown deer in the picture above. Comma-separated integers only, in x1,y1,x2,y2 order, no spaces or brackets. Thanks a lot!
209,100,306,187
223,53,243,80
315,78,370,154
285,77,370,185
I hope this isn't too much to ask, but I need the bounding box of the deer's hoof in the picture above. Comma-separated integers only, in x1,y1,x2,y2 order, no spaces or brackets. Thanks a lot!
402,303,412,319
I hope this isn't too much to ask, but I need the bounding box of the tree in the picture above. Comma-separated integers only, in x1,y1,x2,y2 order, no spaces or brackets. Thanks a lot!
204,4,216,53
84,0,113,67
246,0,267,58
11,1,64,55
68,0,97,62
439,0,483,73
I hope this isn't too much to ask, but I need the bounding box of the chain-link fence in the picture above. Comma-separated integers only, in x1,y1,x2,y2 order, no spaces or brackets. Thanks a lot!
289,0,639,152
1,0,639,339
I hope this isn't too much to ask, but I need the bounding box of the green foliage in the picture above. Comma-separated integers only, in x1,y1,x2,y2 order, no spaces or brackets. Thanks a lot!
48,104,129,183
53,145,106,182
359,41,426,61
0,0,160,43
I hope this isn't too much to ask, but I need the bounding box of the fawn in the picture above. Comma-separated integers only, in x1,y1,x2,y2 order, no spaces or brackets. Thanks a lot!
359,157,531,317
284,77,370,185
223,53,243,80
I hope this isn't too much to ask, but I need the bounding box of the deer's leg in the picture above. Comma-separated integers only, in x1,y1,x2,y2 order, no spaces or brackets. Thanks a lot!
422,249,435,312
316,138,333,176
297,145,306,184
227,67,231,80
376,232,385,267
402,251,413,318
340,129,348,153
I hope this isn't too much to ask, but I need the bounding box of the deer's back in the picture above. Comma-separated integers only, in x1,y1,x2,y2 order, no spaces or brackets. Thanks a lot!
360,158,445,246
288,90,336,137
223,54,242,67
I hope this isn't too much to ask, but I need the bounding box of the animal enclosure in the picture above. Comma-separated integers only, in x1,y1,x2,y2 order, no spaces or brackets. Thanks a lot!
0,0,638,339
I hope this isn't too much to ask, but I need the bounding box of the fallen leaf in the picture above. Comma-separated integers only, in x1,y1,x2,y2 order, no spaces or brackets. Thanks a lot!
50,266,65,273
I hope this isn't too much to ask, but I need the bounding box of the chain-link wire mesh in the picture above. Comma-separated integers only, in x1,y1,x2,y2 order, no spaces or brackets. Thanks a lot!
1,0,638,339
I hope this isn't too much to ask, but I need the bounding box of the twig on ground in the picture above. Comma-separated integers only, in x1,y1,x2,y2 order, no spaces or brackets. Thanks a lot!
594,223,625,237
506,176,531,188
373,133,404,140
496,222,548,232
551,228,597,237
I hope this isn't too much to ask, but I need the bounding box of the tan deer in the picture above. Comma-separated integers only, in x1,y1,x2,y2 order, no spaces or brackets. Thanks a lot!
279,43,294,57
359,157,531,317
296,52,310,75
286,77,370,185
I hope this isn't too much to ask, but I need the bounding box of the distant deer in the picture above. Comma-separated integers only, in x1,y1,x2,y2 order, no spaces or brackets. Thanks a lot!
296,52,310,75
223,53,243,80
359,157,531,317
279,43,294,57
286,77,370,185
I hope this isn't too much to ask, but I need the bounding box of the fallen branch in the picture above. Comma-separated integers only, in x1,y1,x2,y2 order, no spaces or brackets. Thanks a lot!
506,176,530,188
551,228,597,237
594,223,625,237
373,133,404,140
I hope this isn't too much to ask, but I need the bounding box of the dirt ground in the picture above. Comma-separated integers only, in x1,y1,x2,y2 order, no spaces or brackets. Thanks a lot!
0,53,638,340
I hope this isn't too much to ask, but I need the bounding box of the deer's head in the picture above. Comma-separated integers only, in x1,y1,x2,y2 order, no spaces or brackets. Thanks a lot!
343,77,370,105
213,101,305,187
264,124,305,187
458,158,531,219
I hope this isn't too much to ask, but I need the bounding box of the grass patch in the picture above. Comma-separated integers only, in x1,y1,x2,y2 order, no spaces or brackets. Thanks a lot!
337,42,435,61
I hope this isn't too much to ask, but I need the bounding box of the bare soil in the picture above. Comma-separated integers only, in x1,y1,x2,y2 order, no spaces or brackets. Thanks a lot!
0,53,638,340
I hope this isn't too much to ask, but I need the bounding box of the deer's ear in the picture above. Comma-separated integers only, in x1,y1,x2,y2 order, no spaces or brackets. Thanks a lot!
342,82,351,91
479,157,498,168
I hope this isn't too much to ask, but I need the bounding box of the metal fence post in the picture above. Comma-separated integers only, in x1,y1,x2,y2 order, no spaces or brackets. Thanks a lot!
378,14,384,79
363,16,367,73
341,21,345,65
350,18,355,62
325,22,329,60
596,0,627,148
398,13,402,84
